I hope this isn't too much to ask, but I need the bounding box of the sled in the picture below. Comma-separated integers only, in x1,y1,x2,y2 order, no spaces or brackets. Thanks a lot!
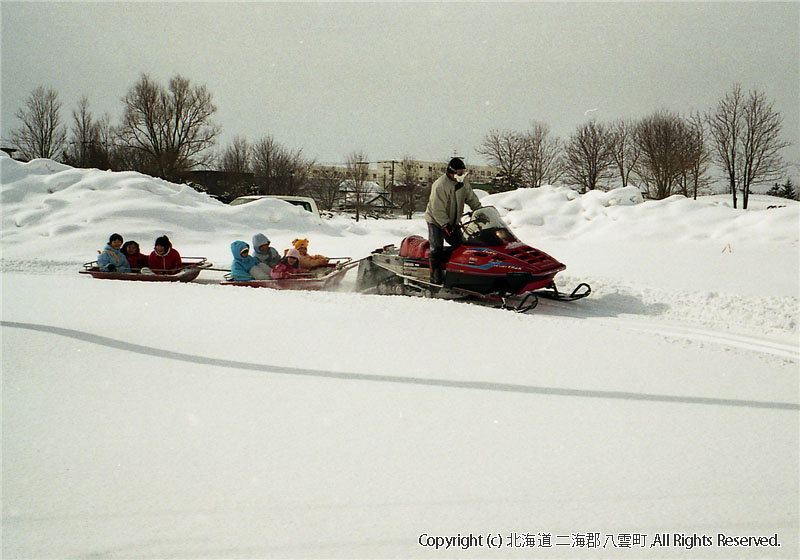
220,258,360,291
79,257,212,283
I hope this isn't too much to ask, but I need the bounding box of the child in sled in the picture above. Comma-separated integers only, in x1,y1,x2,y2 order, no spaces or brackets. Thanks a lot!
230,241,271,281
252,233,281,270
148,235,183,275
97,233,131,273
270,248,303,279
290,238,329,271
121,240,150,272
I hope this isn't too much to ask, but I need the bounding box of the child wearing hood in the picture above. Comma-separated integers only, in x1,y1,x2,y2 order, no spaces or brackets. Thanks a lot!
230,241,271,281
148,235,183,275
270,248,303,279
121,240,149,272
252,233,281,270
290,238,329,271
97,233,131,273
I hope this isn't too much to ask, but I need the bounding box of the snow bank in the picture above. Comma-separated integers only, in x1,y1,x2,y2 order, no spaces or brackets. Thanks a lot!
1,156,341,264
485,185,799,242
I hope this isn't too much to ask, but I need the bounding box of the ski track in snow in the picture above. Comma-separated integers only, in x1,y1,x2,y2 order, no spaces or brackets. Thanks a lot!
613,320,798,361
531,276,798,362
3,319,797,411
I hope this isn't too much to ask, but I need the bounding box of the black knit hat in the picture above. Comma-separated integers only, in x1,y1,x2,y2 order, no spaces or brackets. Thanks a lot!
447,157,466,174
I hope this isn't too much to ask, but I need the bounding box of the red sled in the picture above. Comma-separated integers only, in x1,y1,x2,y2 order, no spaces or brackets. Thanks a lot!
220,258,359,291
79,257,212,283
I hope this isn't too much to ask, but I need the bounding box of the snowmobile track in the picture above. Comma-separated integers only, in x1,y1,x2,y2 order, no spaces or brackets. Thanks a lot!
536,298,798,361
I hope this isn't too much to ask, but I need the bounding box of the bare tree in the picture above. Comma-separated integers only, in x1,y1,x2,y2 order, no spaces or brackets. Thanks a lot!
113,143,154,175
95,114,114,153
476,129,526,191
251,136,280,193
77,112,117,170
680,112,713,199
251,136,311,196
708,84,789,209
345,151,370,222
308,167,344,211
563,121,615,192
63,96,112,169
213,136,254,198
10,86,67,160
285,154,313,198
708,84,745,207
118,73,219,180
395,156,422,219
634,110,695,200
738,89,790,209
522,121,564,187
64,96,94,167
609,119,641,188
219,136,251,174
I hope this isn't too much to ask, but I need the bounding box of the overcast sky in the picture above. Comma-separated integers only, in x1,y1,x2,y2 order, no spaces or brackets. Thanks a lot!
2,1,798,171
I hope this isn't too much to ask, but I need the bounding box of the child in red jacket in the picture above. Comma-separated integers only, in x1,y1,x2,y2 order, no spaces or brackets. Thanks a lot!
148,235,183,275
121,240,150,272
270,249,303,279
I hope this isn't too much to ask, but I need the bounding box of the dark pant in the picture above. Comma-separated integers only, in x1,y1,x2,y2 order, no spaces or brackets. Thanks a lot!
427,222,462,271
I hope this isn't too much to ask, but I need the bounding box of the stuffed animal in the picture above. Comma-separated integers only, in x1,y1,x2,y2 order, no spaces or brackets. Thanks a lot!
288,238,329,270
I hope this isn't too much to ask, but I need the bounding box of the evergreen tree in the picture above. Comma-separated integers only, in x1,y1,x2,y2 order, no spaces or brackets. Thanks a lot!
767,179,796,200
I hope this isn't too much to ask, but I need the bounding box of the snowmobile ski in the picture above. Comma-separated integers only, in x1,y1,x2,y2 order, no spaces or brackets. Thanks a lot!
534,282,592,302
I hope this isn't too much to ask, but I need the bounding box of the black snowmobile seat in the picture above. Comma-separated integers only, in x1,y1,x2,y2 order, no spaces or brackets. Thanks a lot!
399,235,430,259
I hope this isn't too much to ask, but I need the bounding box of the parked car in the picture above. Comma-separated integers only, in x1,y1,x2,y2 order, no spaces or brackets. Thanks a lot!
229,195,320,218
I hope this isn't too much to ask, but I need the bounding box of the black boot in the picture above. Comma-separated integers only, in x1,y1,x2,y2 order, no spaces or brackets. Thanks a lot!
429,248,445,285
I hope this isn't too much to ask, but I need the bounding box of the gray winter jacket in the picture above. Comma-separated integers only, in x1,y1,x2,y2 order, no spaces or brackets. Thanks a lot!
252,233,281,269
424,174,482,228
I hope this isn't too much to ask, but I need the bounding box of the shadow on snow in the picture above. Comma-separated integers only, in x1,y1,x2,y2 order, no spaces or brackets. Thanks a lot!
2,321,796,411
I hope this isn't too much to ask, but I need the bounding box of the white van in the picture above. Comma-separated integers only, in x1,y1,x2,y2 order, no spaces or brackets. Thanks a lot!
229,195,320,218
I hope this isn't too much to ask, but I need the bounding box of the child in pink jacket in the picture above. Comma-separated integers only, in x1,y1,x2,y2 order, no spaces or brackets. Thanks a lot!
270,248,303,279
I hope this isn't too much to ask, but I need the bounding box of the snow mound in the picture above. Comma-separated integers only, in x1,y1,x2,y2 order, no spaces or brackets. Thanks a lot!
483,185,798,242
0,157,339,262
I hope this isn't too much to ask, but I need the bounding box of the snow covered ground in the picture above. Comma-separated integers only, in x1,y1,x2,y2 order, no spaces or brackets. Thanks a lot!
2,154,798,559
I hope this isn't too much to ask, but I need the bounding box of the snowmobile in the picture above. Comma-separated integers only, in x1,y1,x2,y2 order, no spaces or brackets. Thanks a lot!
356,206,590,312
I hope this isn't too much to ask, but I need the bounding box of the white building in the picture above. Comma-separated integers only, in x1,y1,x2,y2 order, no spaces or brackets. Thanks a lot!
310,159,499,189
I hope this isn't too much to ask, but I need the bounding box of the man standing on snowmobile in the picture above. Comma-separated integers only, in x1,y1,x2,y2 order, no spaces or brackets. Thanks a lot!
425,157,482,285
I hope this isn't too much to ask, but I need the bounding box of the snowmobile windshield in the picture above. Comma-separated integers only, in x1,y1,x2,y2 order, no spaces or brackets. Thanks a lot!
461,207,518,246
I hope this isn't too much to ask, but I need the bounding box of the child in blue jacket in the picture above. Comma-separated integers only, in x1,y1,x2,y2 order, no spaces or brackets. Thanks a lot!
97,233,131,273
230,240,271,281
252,233,281,269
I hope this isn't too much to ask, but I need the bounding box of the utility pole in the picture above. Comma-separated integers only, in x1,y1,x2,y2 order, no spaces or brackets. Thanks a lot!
380,160,398,208
390,159,396,206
